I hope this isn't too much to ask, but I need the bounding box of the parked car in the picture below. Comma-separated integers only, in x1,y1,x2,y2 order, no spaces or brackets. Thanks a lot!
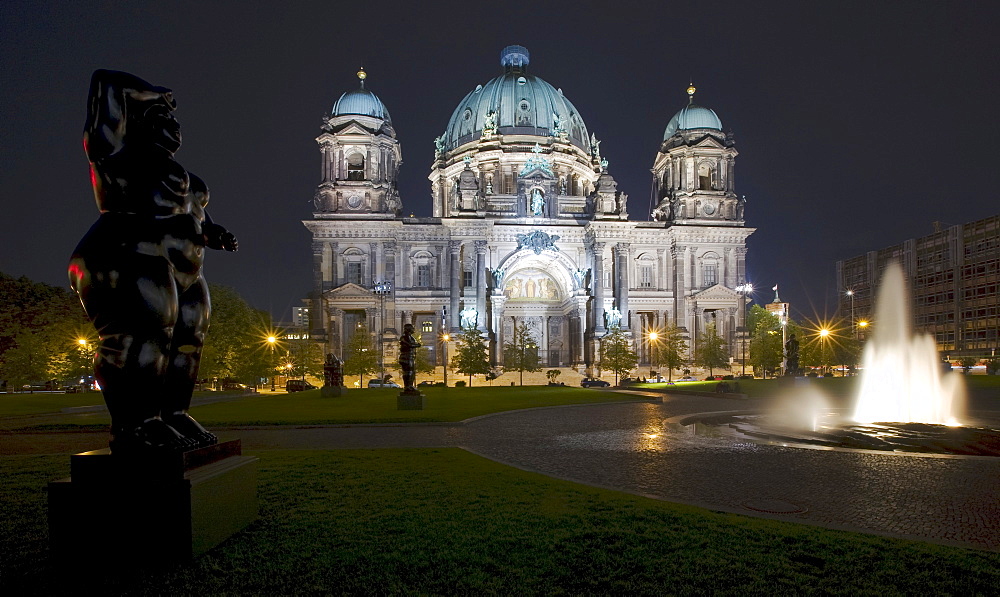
368,379,401,388
286,379,317,392
676,376,697,381
581,378,610,388
417,380,444,387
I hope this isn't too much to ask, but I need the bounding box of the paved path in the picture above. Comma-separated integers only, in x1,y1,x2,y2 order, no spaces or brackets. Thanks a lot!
5,392,1000,552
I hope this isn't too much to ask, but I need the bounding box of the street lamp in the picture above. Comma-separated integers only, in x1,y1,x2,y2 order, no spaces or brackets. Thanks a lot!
442,333,450,387
846,289,855,340
266,334,278,391
735,283,754,375
818,327,831,375
647,331,659,378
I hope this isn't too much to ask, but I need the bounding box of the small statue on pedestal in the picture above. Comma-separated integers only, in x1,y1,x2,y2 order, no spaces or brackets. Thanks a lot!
321,352,346,397
398,323,421,393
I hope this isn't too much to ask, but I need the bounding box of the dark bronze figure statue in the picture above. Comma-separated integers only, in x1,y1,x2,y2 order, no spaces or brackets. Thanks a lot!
323,353,343,388
785,334,800,376
68,70,237,454
398,323,421,392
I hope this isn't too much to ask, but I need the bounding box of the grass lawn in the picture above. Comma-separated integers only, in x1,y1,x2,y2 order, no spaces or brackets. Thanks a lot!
2,449,997,594
191,385,649,425
1,386,650,429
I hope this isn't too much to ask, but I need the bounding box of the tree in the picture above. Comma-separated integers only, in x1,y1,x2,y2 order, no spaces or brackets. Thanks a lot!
0,272,91,390
651,324,687,381
600,327,637,385
285,337,325,380
451,323,491,386
343,323,379,386
201,284,273,387
545,369,561,384
694,322,729,377
747,305,783,378
503,322,541,385
413,347,436,382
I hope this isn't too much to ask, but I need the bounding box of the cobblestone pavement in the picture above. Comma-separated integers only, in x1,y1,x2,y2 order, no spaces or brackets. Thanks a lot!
6,392,1000,551
460,395,1000,552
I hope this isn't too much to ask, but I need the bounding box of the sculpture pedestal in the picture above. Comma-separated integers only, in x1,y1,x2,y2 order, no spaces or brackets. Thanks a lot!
397,390,426,410
321,385,347,398
48,439,257,565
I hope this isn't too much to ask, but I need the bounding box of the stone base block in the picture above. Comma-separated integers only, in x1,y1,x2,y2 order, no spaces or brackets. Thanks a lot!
48,440,257,564
397,392,426,410
321,385,347,398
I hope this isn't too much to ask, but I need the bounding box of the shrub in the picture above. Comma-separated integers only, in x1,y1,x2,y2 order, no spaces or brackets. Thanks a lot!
455,380,466,387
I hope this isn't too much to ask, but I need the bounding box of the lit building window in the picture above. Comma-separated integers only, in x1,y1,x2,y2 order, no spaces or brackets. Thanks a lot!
421,320,433,333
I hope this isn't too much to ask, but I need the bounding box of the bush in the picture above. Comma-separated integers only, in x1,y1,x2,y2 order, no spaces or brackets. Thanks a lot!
722,375,734,380
455,380,466,387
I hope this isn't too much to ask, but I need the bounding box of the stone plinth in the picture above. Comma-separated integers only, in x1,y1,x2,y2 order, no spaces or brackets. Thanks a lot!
48,439,257,564
321,385,347,398
397,390,426,410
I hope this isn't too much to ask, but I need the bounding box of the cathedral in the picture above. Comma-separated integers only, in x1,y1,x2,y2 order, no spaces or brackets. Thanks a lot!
303,46,754,373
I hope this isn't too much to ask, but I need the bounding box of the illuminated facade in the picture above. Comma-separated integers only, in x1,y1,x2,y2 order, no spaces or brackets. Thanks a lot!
303,47,754,371
837,215,1000,360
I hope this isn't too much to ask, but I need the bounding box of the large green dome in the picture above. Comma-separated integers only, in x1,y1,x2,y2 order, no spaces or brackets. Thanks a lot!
441,46,590,152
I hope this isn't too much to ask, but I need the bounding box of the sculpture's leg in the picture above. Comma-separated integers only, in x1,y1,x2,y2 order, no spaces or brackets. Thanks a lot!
161,277,216,447
74,253,195,453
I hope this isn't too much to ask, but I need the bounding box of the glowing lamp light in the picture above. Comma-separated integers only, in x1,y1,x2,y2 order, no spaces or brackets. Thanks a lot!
77,338,88,346
442,334,450,341
818,328,831,338
648,331,659,341
858,320,869,328
266,336,277,344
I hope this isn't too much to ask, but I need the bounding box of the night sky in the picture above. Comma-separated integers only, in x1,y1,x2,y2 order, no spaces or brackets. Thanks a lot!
2,1,998,324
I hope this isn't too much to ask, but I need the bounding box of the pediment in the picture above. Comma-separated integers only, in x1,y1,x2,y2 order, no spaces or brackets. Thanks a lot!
337,122,374,136
692,283,738,301
693,136,725,149
324,283,374,299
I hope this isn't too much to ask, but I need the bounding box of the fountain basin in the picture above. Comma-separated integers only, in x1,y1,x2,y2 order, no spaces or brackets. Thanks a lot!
671,411,1000,456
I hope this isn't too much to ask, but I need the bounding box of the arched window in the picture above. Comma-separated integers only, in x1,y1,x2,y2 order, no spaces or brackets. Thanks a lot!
347,153,365,181
343,248,366,285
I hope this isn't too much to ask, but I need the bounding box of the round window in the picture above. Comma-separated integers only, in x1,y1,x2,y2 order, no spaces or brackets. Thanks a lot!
519,100,530,111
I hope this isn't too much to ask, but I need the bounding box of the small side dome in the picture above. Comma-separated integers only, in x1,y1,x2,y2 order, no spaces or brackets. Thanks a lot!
663,104,722,139
331,69,391,122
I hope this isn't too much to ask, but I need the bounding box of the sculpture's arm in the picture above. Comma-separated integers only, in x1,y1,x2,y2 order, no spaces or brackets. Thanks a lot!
203,210,238,252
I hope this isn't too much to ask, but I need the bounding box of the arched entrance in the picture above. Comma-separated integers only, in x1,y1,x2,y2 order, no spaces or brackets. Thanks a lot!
489,250,587,367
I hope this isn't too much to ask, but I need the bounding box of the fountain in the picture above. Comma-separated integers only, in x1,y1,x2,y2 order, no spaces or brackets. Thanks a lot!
853,262,964,425
673,262,1000,456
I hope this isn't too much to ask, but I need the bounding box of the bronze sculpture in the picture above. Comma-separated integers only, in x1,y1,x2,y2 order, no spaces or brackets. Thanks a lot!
68,70,237,454
398,323,421,391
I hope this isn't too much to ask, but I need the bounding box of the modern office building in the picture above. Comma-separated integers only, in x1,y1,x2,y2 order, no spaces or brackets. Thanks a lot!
836,215,1000,359
303,46,754,371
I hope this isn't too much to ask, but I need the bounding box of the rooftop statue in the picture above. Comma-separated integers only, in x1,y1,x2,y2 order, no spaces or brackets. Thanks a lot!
68,70,238,455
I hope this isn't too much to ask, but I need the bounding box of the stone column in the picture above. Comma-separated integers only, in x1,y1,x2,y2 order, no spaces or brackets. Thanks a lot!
384,241,397,332
401,244,411,288
591,242,606,334
449,240,462,331
489,295,506,365
330,308,344,358
615,243,631,330
475,240,488,332
370,242,379,284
